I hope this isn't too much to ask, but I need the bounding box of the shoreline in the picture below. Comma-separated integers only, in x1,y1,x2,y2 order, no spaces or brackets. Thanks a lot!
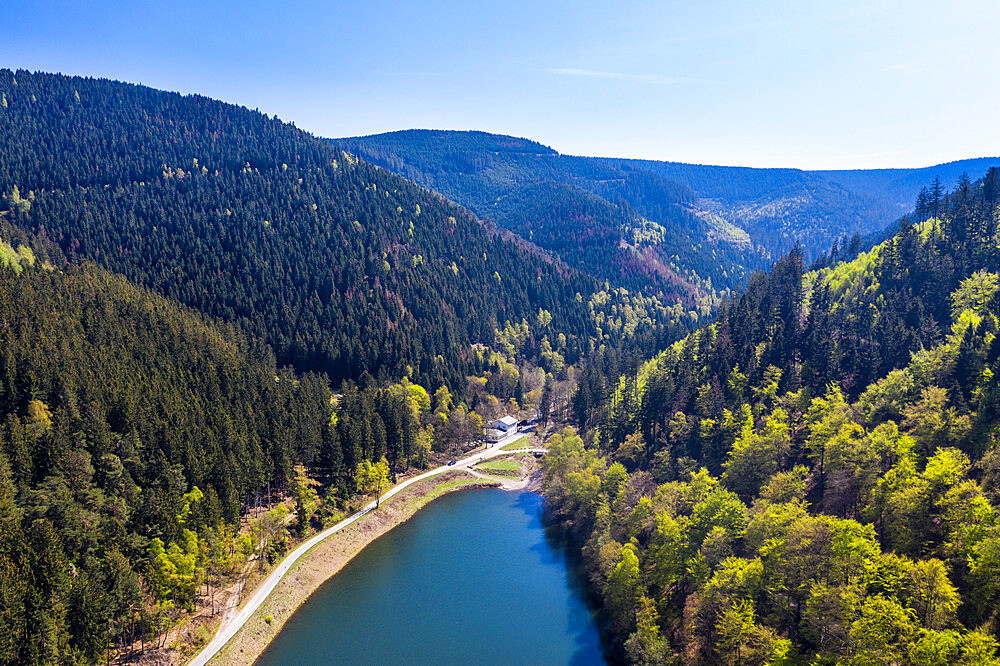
207,456,541,665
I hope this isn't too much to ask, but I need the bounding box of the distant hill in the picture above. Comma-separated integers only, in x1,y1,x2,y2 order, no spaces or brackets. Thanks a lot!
814,157,1000,211
333,129,1000,295
607,158,899,259
333,130,758,302
633,156,1000,258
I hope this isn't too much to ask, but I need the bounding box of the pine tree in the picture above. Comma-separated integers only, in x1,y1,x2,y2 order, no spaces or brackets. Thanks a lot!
930,175,944,218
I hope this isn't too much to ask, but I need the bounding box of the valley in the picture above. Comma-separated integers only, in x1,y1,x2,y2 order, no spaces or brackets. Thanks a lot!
1,47,999,666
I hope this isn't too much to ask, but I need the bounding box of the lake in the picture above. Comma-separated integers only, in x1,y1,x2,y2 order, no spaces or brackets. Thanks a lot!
257,488,606,665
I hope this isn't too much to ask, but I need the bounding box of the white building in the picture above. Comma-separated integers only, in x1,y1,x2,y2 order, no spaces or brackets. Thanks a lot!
485,415,519,443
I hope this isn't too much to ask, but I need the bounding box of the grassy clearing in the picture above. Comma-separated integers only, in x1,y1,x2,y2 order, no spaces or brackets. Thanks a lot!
402,474,487,508
500,435,530,451
476,458,522,472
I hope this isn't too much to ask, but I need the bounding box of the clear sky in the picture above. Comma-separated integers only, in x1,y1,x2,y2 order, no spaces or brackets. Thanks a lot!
4,0,999,169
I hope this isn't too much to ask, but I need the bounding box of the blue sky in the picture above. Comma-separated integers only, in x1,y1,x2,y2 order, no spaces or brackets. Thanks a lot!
4,0,999,168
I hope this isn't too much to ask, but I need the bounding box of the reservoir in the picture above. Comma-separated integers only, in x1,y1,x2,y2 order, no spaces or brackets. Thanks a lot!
257,488,605,665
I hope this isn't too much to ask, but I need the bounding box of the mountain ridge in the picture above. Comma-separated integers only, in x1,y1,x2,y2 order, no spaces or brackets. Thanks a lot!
333,130,757,303
334,129,1000,297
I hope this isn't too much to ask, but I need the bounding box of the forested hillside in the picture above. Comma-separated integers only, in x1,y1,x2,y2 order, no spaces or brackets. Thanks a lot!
611,159,898,261
333,130,757,301
816,157,1000,215
0,71,710,663
0,235,333,661
547,171,1000,663
633,156,998,260
335,130,1000,299
0,70,684,394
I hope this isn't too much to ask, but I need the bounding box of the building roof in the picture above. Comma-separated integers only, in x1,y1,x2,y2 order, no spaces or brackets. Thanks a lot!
497,415,518,427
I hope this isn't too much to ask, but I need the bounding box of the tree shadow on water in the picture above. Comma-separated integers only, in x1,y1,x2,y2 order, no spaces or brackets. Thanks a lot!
510,491,622,665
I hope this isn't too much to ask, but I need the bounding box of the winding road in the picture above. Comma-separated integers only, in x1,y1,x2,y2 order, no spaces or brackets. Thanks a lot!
188,432,545,666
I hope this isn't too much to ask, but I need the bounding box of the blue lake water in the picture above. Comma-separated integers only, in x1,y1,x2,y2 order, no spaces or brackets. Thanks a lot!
257,488,605,665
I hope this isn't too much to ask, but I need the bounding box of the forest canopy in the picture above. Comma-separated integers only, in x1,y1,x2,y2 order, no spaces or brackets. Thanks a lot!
550,170,1000,664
